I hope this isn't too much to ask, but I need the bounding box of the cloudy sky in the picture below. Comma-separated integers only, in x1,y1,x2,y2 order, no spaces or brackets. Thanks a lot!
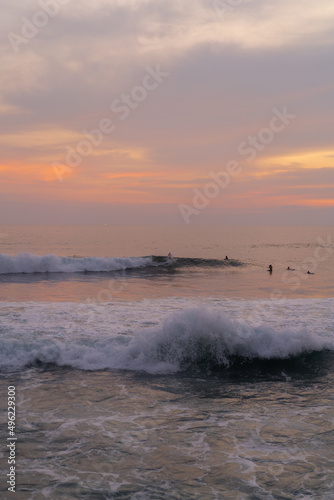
1,0,334,225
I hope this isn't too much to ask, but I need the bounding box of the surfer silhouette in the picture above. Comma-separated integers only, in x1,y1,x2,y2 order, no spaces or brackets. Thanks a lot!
268,264,273,274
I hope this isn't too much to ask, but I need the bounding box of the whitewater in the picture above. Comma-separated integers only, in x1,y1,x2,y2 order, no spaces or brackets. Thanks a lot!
1,225,333,500
0,252,244,275
0,252,153,274
0,299,333,374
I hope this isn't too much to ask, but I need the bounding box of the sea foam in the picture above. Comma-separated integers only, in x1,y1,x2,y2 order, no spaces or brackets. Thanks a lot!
0,303,332,373
0,253,243,274
0,253,153,274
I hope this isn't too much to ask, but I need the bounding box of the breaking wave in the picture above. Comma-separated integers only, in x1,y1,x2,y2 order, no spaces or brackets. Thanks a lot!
0,253,243,274
0,253,153,274
0,307,332,375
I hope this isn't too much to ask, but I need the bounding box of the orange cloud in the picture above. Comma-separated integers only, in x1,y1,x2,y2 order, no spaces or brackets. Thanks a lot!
255,149,334,177
0,161,55,182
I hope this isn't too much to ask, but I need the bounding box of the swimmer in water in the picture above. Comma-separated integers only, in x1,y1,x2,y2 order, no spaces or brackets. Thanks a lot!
307,271,314,274
287,266,295,270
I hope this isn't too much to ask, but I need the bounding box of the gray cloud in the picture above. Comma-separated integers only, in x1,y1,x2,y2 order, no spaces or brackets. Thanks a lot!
1,0,334,224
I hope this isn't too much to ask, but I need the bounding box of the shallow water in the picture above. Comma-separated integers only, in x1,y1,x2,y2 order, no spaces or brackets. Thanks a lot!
2,362,334,499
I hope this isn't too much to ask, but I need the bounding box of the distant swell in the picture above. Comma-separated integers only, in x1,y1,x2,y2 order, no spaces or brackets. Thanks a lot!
152,256,244,268
0,253,243,274
0,307,333,375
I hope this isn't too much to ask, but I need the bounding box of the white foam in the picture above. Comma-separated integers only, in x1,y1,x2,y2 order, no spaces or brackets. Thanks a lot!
0,252,153,274
0,300,333,373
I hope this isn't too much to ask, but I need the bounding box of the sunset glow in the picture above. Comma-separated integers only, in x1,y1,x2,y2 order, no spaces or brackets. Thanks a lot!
1,0,333,224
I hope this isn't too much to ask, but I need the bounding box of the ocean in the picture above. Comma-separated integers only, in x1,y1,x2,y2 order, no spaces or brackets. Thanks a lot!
0,225,333,500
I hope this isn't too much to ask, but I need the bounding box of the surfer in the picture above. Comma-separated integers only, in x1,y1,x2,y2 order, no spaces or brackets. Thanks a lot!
267,264,273,273
287,266,295,270
307,271,314,274
167,252,173,260
225,256,229,260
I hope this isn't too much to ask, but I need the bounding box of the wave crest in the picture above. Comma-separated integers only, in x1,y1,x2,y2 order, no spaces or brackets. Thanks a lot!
0,253,244,274
0,307,332,374
0,253,153,274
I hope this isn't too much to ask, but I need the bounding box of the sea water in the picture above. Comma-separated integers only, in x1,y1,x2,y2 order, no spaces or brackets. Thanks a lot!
0,225,333,499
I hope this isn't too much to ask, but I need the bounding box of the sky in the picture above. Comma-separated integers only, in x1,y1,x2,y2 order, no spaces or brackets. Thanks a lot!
1,0,334,225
